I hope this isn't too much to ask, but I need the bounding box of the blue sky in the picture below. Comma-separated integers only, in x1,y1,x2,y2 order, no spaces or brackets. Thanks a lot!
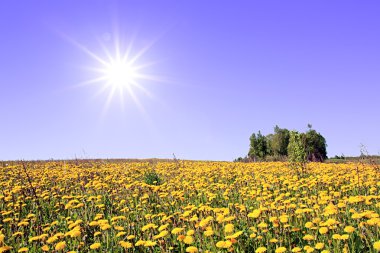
1,1,380,161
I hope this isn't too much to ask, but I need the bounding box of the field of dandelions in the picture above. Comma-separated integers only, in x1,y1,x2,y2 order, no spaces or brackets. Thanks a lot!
0,161,380,253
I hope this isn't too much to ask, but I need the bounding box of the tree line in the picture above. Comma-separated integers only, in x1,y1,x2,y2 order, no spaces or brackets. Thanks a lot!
236,124,327,162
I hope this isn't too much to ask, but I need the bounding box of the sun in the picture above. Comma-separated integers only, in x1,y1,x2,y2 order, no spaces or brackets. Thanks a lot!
103,58,138,89
64,31,163,115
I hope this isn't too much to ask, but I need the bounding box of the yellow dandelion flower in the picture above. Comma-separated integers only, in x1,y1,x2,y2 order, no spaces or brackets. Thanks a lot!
305,222,313,228
255,247,267,253
0,246,13,252
303,234,314,241
172,228,185,235
225,223,234,234
275,247,286,253
100,224,111,230
90,243,101,250
344,226,355,233
374,241,380,251
186,246,198,253
119,241,133,249
153,230,168,240
183,236,194,244
0,234,5,243
127,235,135,240
258,222,268,228
315,243,324,250
89,221,98,226
55,241,66,251
41,245,49,251
158,224,169,231
216,240,232,248
114,225,124,231
319,227,328,234
204,230,214,237
226,231,243,239
144,240,156,247
332,234,341,240
248,209,261,218
116,232,127,238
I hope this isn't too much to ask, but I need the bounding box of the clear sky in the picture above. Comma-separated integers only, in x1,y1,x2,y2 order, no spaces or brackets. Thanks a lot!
1,1,380,161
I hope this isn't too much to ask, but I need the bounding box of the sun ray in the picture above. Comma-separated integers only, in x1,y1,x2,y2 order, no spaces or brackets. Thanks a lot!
60,27,168,116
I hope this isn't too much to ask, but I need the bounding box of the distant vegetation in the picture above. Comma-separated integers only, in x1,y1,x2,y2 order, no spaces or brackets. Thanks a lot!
236,124,327,163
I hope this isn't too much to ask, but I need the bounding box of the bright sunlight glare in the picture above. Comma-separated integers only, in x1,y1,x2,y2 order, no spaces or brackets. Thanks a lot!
63,30,165,116
104,59,138,89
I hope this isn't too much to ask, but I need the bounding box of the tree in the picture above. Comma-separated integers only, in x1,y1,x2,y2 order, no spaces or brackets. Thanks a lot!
266,133,274,156
248,131,269,161
304,128,327,162
287,131,307,174
270,125,290,157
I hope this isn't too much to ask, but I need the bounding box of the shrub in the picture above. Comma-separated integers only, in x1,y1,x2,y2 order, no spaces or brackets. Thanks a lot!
144,170,163,185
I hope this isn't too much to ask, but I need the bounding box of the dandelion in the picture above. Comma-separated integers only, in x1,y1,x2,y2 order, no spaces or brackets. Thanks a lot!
248,209,261,218
116,232,127,238
303,234,314,241
135,240,145,246
332,234,341,240
172,228,184,235
55,241,66,251
119,241,133,249
204,230,214,237
305,222,313,228
315,243,324,249
225,224,234,234
90,243,101,250
226,231,243,239
275,247,287,253
0,246,12,252
127,235,135,240
250,233,257,238
158,224,169,231
255,247,267,253
183,236,194,244
186,246,198,253
258,222,268,228
374,241,380,251
344,226,355,233
41,245,49,251
319,227,328,234
144,240,156,247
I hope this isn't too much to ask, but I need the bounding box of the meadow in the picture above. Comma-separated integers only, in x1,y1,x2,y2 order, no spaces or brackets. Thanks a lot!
0,161,379,252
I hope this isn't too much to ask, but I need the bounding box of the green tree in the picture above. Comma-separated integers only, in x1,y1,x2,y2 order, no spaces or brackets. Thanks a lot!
270,125,290,157
248,131,268,161
287,131,307,174
304,127,327,161
266,133,274,156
